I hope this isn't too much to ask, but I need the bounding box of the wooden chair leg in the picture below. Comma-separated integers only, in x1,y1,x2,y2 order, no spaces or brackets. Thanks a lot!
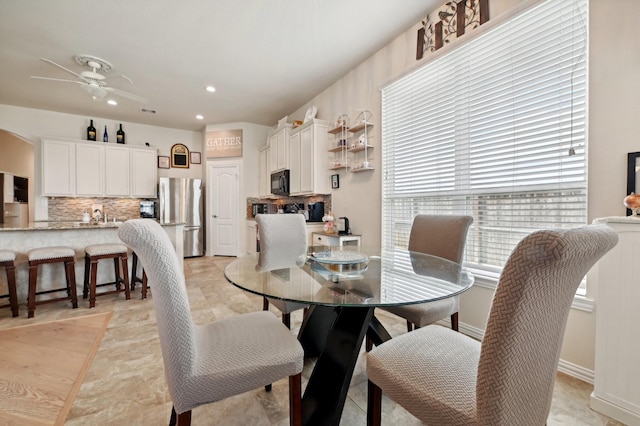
367,380,383,426
65,258,78,309
5,263,19,317
83,254,90,299
366,335,373,352
27,263,38,318
406,319,413,332
131,252,139,290
170,406,191,426
451,312,459,331
113,257,121,290
289,373,302,426
89,258,98,308
120,254,131,300
263,296,269,311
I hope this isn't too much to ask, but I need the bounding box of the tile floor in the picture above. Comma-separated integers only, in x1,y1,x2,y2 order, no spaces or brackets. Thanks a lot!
0,255,625,425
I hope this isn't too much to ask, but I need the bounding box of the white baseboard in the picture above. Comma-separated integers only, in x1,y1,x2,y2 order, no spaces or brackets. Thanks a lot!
590,393,640,426
439,320,595,384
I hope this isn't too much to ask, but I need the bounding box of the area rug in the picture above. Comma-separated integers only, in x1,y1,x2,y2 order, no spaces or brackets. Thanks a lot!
0,312,112,425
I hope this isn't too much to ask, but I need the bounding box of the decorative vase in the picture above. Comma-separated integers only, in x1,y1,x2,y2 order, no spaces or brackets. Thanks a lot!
623,193,640,216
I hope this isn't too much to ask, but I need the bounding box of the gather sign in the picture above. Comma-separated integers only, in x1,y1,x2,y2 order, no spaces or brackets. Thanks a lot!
205,129,243,158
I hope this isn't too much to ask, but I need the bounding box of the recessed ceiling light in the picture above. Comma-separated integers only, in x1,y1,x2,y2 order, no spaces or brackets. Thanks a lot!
205,86,216,93
196,114,204,120
107,99,118,106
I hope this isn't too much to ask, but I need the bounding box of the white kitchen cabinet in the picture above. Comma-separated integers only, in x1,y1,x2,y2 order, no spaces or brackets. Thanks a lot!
591,217,640,425
131,148,158,198
290,119,330,195
42,140,75,196
306,223,325,244
76,143,104,196
268,124,291,172
247,220,258,255
104,146,131,196
41,138,157,198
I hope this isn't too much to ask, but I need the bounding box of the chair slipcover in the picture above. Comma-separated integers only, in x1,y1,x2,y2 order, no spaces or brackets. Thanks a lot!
256,214,309,316
118,219,304,416
367,224,618,425
382,214,472,328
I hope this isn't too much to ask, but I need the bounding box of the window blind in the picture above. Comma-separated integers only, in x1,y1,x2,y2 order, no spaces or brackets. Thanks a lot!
382,0,588,278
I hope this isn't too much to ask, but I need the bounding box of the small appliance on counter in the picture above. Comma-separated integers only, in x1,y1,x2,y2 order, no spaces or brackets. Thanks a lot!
252,203,268,216
308,202,325,222
140,200,157,218
337,217,351,235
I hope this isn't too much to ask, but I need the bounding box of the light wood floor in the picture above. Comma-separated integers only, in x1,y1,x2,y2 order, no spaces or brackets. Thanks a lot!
0,256,625,425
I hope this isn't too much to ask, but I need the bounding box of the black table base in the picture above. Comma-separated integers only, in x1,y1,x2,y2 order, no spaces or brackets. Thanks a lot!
297,306,391,426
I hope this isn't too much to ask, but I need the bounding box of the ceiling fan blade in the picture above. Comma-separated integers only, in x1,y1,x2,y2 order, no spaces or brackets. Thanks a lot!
104,87,149,104
40,58,84,79
30,76,84,84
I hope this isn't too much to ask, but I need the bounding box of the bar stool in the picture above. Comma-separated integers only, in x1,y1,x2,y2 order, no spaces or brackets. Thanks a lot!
0,250,19,317
130,251,148,299
83,243,130,308
27,246,78,318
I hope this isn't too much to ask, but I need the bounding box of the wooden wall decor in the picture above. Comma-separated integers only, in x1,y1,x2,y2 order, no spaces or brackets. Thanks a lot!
417,0,489,60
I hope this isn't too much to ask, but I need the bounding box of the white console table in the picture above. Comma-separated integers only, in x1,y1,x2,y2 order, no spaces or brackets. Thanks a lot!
312,232,361,247
591,217,640,425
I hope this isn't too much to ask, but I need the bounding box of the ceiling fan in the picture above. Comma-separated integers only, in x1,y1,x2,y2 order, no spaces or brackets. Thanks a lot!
31,54,149,104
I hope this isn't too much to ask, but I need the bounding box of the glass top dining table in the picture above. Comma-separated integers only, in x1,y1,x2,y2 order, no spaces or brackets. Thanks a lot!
224,245,473,307
224,245,474,426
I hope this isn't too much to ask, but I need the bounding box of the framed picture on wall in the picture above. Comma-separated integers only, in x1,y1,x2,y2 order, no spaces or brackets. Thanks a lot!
171,143,190,168
158,156,170,169
190,151,202,164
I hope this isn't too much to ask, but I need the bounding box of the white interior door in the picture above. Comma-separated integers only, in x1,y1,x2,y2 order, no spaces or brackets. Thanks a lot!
207,162,240,256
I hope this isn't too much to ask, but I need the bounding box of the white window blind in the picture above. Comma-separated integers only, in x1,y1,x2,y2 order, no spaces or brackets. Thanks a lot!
382,0,588,279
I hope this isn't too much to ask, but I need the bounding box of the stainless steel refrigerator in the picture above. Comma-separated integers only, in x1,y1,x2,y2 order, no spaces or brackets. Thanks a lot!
159,177,204,257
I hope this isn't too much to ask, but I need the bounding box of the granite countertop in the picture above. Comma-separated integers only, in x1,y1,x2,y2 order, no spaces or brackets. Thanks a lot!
0,220,185,232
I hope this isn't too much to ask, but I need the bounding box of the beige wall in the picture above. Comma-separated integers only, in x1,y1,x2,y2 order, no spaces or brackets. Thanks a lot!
0,129,35,221
286,0,640,376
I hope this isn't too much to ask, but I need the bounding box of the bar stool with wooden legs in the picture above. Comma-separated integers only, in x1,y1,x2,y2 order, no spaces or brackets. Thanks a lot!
130,251,148,299
83,243,130,308
0,250,19,317
27,246,78,318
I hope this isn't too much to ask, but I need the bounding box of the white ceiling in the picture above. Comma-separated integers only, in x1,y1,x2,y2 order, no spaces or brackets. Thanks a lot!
0,0,439,131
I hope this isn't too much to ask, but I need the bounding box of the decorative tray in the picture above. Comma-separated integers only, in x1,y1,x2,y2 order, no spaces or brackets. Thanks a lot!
310,251,368,265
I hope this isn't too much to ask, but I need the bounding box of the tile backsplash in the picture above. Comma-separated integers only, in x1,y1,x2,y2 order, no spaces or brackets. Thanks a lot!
47,197,145,222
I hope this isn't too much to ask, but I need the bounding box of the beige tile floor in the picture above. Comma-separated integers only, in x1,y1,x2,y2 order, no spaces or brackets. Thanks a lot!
0,255,625,425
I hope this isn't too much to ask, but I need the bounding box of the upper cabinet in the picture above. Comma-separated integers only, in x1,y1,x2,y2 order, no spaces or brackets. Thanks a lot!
41,138,157,198
42,140,76,196
290,119,330,195
268,123,292,173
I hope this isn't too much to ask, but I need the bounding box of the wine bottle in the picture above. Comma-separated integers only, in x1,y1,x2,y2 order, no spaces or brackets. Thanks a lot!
103,125,108,142
116,123,125,144
87,119,96,141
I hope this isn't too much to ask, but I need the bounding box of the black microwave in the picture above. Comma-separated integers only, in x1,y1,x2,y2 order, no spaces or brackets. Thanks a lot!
271,169,290,196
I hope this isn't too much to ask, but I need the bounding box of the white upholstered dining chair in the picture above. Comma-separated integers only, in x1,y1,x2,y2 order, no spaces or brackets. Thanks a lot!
118,219,304,426
381,214,473,333
366,224,618,425
256,213,309,329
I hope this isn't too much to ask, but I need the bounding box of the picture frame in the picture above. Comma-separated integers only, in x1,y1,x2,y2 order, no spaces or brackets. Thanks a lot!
331,174,340,189
171,143,190,168
626,152,640,215
158,155,170,169
190,151,202,164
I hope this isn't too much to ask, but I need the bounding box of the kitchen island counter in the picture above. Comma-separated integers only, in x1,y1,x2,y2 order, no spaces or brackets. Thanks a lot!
0,221,184,304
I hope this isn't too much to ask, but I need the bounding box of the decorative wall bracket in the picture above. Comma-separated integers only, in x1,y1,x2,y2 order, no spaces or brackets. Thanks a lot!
416,0,489,60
